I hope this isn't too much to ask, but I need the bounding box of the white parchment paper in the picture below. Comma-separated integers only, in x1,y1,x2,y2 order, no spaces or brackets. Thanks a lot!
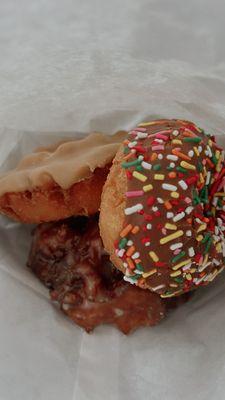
1,1,225,399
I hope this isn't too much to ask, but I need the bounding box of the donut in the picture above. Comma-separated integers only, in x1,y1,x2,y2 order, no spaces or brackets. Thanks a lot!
28,214,190,333
0,131,126,223
100,119,225,297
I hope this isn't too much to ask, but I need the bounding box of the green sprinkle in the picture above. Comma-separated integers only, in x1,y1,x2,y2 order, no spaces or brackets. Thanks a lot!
123,147,130,154
176,166,187,173
136,263,144,271
167,166,174,171
184,137,202,143
218,198,223,208
192,188,201,205
174,277,184,283
200,186,208,204
197,161,203,172
201,233,211,244
172,251,186,264
211,153,218,165
119,238,128,249
153,164,161,171
122,159,141,168
136,165,144,171
204,237,212,254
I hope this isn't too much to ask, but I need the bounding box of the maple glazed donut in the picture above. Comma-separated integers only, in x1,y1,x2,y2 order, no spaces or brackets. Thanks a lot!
0,131,126,223
100,119,225,297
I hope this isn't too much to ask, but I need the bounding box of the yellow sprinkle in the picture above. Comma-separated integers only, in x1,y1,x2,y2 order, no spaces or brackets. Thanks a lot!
170,270,182,277
216,158,222,172
208,269,218,281
208,139,213,147
197,224,207,233
149,251,159,262
215,150,221,159
161,289,183,298
194,146,199,156
203,166,207,177
143,184,153,192
190,268,196,273
203,254,209,266
160,230,184,245
172,259,191,271
165,223,177,230
133,171,147,182
180,161,196,170
142,268,157,278
216,242,222,252
170,191,179,198
214,192,225,197
196,235,203,242
172,139,182,145
186,273,192,281
169,283,178,288
199,173,204,184
138,121,157,127
154,174,165,180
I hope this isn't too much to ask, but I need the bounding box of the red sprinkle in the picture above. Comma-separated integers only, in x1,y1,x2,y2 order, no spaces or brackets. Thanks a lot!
147,196,155,206
186,175,198,185
126,170,132,180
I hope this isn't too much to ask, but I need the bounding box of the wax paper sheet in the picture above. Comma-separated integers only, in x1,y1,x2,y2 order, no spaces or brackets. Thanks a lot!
1,1,225,399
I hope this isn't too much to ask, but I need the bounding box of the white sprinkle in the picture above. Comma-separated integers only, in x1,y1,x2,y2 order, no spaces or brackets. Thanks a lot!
182,263,192,271
204,150,209,157
125,204,143,215
178,180,188,190
185,206,194,215
132,252,140,259
154,139,164,143
188,247,195,257
123,262,128,268
213,197,218,207
157,197,164,204
145,242,151,247
206,171,211,185
173,212,185,222
170,242,183,251
167,212,174,219
127,240,133,246
138,155,144,161
198,261,211,272
117,249,125,257
151,284,166,291
152,206,158,212
167,154,178,161
136,132,148,139
213,258,220,266
141,161,152,170
198,146,203,154
217,217,223,226
162,183,177,191
186,230,192,237
128,141,137,148
134,269,143,275
207,145,212,157
147,223,152,230
158,154,163,160
124,276,135,284
188,150,194,158
170,162,175,168
172,130,179,136
194,275,206,285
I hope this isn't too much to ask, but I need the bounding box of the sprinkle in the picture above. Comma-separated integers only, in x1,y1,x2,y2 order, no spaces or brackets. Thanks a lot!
186,274,192,281
168,172,177,178
134,127,147,132
176,166,187,173
151,153,158,161
146,223,152,230
160,230,184,244
155,133,169,141
131,226,140,234
157,197,164,204
117,249,125,257
165,223,177,230
118,238,128,249
122,159,141,168
197,224,207,233
127,258,135,270
188,247,195,257
151,284,166,291
143,184,153,192
165,200,172,210
188,150,195,158
125,204,143,215
120,224,133,237
185,206,194,215
167,155,178,161
172,251,185,263
133,171,147,182
125,190,144,198
147,196,155,206
124,276,136,284
186,175,198,185
152,145,165,151
142,269,157,278
178,180,188,190
126,246,135,257
128,141,137,148
162,183,177,192
170,192,180,198
172,259,191,270
158,154,163,160
153,164,161,171
193,147,199,156
173,212,185,222
167,212,174,219
172,149,191,161
154,174,165,180
149,251,159,262
184,137,201,143
127,240,133,246
180,161,196,170
170,243,183,251
132,252,140,259
141,161,152,170
169,162,176,168
172,139,182,145
170,270,182,277
138,121,158,126
135,132,148,139
196,235,204,242
172,130,179,136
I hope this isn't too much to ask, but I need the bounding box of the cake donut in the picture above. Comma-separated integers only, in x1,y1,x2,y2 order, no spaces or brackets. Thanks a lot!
0,131,125,223
100,119,225,297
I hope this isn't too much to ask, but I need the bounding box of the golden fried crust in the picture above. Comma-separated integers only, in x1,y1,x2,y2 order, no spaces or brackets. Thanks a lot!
0,166,110,223
99,147,127,273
